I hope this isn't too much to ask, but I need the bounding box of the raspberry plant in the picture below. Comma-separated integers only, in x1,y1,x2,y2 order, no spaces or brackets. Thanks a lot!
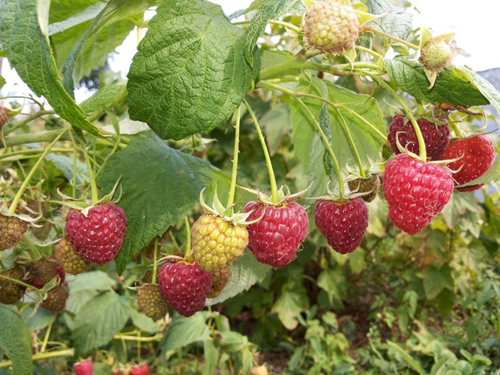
1,0,500,374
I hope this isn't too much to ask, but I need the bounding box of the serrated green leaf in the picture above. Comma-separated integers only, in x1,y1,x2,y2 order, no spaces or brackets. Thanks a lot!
130,307,161,334
272,285,308,330
21,306,57,332
203,339,218,375
49,2,106,36
72,292,130,354
206,250,271,305
422,266,454,300
244,0,303,66
385,57,489,107
365,0,413,40
46,153,89,185
387,341,425,375
97,133,211,274
0,0,101,136
161,313,210,351
0,305,34,375
68,271,116,292
317,268,346,304
80,85,127,113
462,67,500,114
127,0,258,140
259,103,291,155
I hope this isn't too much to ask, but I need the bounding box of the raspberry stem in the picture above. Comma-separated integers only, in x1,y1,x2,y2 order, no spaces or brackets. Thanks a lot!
82,147,99,205
360,26,419,50
450,122,465,138
368,74,428,161
41,322,53,353
0,349,75,369
227,107,241,208
8,129,68,214
184,216,192,259
244,101,280,204
0,274,40,292
294,98,345,196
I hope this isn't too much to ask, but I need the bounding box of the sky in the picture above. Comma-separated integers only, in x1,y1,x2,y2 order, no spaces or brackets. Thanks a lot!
1,0,499,102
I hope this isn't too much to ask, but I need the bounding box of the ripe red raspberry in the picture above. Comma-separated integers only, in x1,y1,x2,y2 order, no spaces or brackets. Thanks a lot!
41,284,69,312
55,238,89,275
65,204,127,264
437,135,495,192
130,364,150,375
137,284,169,320
158,261,212,317
314,198,368,254
0,214,28,251
74,359,94,375
207,267,230,298
388,114,450,160
28,258,65,288
0,265,26,304
383,154,454,234
347,174,381,202
192,214,248,272
244,201,308,268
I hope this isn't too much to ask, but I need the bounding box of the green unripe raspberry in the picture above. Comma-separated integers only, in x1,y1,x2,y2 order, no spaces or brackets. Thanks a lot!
41,284,69,312
137,284,169,320
420,37,455,72
303,0,359,54
348,174,381,203
0,265,26,305
55,238,89,275
208,267,230,298
192,214,248,273
0,213,28,251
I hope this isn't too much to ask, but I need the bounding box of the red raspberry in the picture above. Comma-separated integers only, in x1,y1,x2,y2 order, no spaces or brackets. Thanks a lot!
383,154,454,234
74,359,94,375
244,201,308,268
65,204,127,264
130,364,149,375
388,114,450,160
437,135,495,192
28,258,65,288
314,198,368,254
158,261,212,317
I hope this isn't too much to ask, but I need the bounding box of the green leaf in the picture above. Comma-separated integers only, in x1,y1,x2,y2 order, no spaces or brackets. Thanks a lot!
72,292,130,354
206,250,271,305
365,0,413,40
244,0,305,15
0,305,34,375
244,0,303,66
0,0,101,136
259,103,291,155
80,85,128,113
162,313,210,351
317,268,346,304
203,339,218,375
462,67,500,114
130,307,161,334
386,341,425,375
220,331,249,352
68,270,116,292
272,285,309,330
21,306,57,332
49,2,106,36
46,153,89,185
127,0,258,140
422,265,454,300
385,57,489,107
97,133,211,274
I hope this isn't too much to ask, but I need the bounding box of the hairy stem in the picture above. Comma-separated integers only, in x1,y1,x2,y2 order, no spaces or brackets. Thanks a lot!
0,349,75,369
184,216,192,259
361,26,419,50
82,147,98,205
227,107,241,208
244,100,279,204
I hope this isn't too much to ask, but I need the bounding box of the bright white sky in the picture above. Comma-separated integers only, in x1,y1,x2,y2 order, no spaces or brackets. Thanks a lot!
1,0,499,102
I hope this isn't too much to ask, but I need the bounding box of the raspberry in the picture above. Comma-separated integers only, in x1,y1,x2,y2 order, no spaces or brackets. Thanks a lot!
314,198,368,254
303,0,359,54
74,359,94,375
65,204,127,264
130,364,150,375
383,154,454,234
0,265,26,305
28,258,65,288
158,261,212,317
420,37,455,72
438,135,495,192
348,174,381,202
0,214,28,251
137,284,169,320
244,201,308,268
192,214,248,272
208,267,230,298
388,114,450,160
41,284,69,312
250,366,269,375
0,105,8,130
55,238,89,275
